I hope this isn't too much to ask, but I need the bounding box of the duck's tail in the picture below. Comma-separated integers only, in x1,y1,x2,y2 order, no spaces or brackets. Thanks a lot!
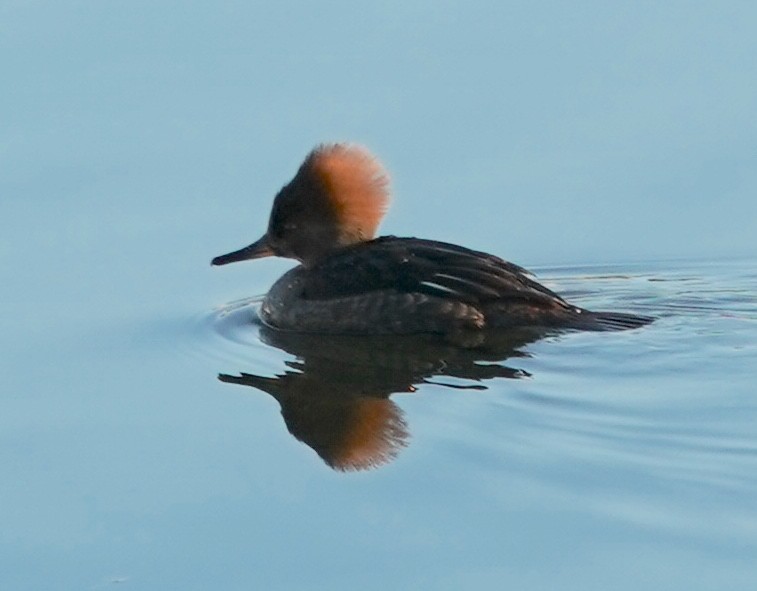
575,310,655,331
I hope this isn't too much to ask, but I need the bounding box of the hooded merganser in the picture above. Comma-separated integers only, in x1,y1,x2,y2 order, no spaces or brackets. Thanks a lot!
212,144,652,335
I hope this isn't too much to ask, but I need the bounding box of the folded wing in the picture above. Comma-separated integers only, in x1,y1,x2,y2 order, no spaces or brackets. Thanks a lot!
301,236,571,311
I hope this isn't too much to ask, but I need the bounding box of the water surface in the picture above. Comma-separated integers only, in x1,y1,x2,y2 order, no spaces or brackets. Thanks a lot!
3,253,755,590
3,3,757,588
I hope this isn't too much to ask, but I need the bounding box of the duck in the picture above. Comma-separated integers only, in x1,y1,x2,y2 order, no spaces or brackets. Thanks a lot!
212,143,652,336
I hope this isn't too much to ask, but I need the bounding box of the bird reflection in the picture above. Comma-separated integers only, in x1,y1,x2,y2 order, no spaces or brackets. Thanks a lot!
219,325,553,471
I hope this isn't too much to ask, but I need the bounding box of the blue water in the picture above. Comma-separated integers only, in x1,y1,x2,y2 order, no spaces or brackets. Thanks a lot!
3,246,756,589
4,2,757,588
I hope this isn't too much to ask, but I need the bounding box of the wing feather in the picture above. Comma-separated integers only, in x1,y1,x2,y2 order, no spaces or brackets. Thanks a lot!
301,237,568,310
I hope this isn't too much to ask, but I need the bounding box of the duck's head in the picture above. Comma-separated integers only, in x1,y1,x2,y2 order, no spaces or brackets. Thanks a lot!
212,143,391,268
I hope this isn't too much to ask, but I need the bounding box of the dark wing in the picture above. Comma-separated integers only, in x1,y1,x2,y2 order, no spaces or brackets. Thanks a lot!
301,236,571,309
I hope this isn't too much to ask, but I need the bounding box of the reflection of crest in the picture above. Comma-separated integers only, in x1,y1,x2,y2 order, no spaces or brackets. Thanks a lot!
219,326,553,472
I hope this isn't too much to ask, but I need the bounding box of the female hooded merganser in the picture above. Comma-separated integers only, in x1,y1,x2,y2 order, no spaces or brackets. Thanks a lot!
212,144,652,335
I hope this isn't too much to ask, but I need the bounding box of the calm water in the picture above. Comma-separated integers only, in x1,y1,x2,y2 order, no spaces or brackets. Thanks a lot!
3,249,756,589
5,2,757,588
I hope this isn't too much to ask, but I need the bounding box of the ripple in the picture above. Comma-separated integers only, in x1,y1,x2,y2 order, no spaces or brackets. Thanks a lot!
178,295,290,373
